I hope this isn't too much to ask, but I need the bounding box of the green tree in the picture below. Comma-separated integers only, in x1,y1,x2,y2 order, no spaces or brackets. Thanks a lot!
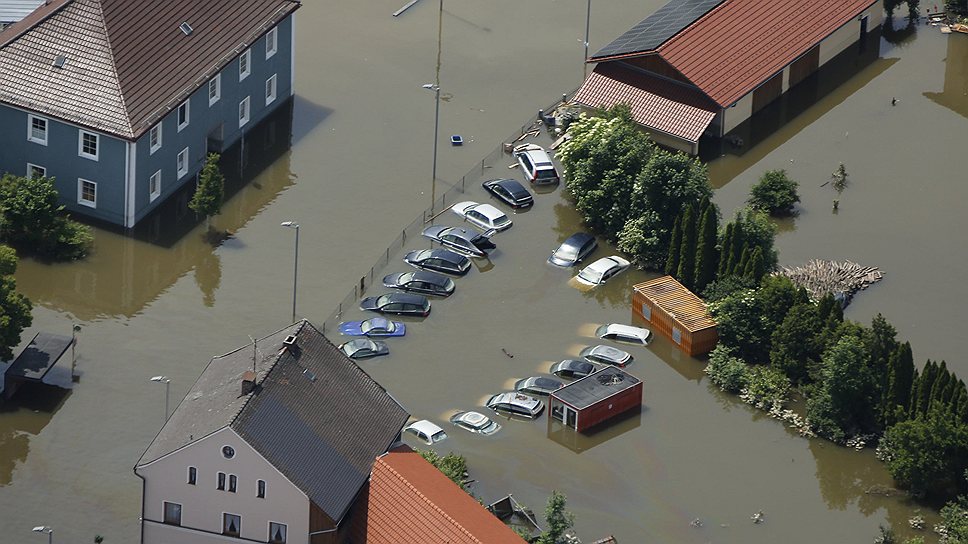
908,0,921,19
676,204,697,289
744,246,766,283
706,345,750,393
701,274,755,302
748,169,800,215
883,342,916,426
419,450,469,490
717,222,735,277
189,153,225,227
939,495,968,543
664,213,682,276
881,411,968,498
831,163,849,195
537,490,575,544
914,360,940,418
0,246,32,361
770,302,823,384
807,335,878,440
884,0,901,17
0,174,92,260
710,287,772,363
694,202,719,292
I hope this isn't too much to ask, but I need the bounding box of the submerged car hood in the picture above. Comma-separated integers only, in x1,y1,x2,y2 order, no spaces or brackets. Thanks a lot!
359,296,380,310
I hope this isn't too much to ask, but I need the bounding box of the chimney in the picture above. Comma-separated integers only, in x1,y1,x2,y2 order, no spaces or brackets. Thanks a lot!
241,370,257,395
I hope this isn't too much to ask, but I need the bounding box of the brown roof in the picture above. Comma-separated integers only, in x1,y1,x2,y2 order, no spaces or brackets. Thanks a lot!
574,63,717,143
634,276,716,332
351,447,526,544
0,0,299,139
591,0,877,108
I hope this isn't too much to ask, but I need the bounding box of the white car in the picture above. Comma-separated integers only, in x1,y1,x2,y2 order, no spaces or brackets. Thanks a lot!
449,411,501,435
575,255,631,286
404,419,448,445
451,201,512,232
595,324,651,345
485,392,544,419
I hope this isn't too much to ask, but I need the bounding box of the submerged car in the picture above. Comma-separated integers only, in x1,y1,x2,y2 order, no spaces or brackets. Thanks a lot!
513,143,559,185
482,178,534,209
404,420,448,445
359,292,431,317
575,255,631,286
549,232,597,267
337,316,406,337
339,338,389,359
451,201,512,232
550,359,602,380
421,225,496,258
449,411,501,435
595,324,651,345
403,249,471,276
513,376,564,397
485,392,544,419
580,344,633,368
383,270,455,297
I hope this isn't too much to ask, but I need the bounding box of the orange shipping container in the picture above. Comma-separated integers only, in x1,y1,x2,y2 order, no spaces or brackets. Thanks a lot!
632,276,717,357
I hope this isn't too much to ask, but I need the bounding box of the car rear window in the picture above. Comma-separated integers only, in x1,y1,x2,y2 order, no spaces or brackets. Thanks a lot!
535,168,557,179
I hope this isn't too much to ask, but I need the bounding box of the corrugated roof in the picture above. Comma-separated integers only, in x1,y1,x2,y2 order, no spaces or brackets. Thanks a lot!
574,63,717,143
138,321,409,525
0,0,299,139
552,367,641,411
351,446,526,544
634,275,716,332
659,0,877,107
591,0,724,60
0,1,45,23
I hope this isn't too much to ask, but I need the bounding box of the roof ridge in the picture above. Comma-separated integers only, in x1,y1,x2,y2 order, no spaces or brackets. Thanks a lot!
90,0,133,136
226,320,307,426
375,456,485,544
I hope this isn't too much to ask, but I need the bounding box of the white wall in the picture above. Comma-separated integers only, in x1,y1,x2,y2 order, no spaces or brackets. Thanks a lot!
722,92,753,134
820,5,883,65
137,427,310,544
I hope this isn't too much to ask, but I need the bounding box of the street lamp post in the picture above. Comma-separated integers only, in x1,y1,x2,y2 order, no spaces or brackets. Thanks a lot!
583,0,592,79
150,376,170,422
32,525,53,544
280,221,300,324
421,84,441,218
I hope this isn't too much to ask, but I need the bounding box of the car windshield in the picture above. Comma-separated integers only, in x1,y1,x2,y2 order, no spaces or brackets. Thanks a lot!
398,272,415,283
578,267,604,283
556,245,579,259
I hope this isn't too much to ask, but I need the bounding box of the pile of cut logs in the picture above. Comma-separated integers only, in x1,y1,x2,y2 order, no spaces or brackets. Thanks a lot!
776,259,883,307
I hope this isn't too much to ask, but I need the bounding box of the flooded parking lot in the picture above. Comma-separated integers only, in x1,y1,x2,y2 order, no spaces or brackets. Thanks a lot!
1,0,966,541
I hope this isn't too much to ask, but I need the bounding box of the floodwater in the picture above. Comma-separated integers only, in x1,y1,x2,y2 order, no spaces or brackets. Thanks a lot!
0,1,965,542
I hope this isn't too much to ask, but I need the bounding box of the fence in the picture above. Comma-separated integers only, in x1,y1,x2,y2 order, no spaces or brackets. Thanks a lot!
319,92,574,335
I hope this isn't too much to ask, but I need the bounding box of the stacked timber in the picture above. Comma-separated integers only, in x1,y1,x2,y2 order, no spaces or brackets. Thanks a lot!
776,259,883,307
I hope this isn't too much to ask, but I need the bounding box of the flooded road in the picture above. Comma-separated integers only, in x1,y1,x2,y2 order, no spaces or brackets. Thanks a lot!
1,2,966,542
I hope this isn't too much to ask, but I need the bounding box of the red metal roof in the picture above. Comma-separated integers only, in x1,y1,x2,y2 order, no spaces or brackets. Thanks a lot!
351,447,525,543
574,63,717,143
657,0,877,107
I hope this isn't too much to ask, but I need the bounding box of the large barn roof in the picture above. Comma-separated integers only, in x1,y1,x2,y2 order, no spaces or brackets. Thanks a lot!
591,0,878,107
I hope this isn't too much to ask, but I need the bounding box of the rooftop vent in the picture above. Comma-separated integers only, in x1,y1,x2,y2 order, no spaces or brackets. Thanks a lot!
597,372,625,386
52,55,66,69
179,22,193,36
302,368,316,382
241,370,257,395
283,334,297,347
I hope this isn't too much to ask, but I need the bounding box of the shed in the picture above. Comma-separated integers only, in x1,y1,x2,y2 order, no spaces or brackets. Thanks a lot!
549,367,642,433
1,332,73,400
632,276,717,356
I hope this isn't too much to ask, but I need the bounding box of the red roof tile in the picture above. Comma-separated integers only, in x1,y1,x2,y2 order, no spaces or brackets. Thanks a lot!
657,0,877,107
351,447,525,544
574,63,717,143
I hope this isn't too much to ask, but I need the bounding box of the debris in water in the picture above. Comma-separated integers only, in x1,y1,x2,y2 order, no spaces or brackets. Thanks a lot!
751,511,765,524
690,518,703,528
776,259,884,308
501,348,514,358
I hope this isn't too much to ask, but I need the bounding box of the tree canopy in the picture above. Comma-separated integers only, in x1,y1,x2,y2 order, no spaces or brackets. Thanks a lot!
0,174,92,260
748,169,800,216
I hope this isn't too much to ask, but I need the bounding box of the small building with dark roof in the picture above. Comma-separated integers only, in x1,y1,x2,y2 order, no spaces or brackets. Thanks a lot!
574,0,882,154
549,367,642,433
633,276,717,356
0,0,299,227
1,331,73,399
134,320,409,544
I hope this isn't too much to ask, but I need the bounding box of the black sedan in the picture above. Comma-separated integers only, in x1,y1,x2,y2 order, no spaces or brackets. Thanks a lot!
359,292,431,317
383,270,455,297
404,249,471,276
482,178,534,209
550,359,602,379
421,225,495,258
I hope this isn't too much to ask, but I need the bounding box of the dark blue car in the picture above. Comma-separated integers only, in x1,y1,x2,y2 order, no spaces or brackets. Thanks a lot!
338,317,406,337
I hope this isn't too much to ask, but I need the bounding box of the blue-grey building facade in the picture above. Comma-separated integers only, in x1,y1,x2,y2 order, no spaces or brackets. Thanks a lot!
0,0,299,227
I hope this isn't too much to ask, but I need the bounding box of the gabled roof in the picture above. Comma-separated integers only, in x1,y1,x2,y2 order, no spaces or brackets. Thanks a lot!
591,0,877,107
574,63,717,143
591,0,724,59
0,0,299,139
351,446,526,544
137,321,409,525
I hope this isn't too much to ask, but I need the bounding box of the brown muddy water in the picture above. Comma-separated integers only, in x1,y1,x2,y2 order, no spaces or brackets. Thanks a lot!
1,1,966,541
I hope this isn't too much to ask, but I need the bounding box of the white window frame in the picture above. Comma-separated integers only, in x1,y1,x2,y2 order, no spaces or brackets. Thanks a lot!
78,130,99,161
239,97,250,128
149,169,162,202
149,123,162,154
208,74,221,106
266,27,278,59
27,163,46,179
265,74,277,106
177,100,190,132
77,178,97,208
239,49,251,81
268,521,287,544
27,114,48,145
177,147,189,179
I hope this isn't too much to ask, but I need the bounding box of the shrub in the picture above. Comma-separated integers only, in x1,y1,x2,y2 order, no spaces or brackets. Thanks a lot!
748,169,800,215
418,450,468,490
743,365,791,410
705,345,750,393
0,174,92,260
